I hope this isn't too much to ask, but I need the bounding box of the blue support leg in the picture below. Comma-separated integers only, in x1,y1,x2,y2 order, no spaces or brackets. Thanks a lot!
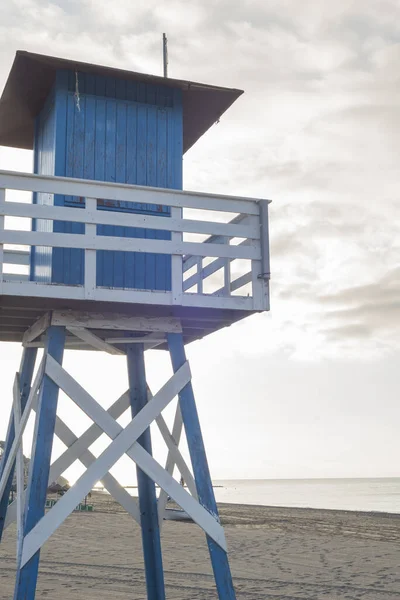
126,343,166,600
14,326,66,600
167,333,237,600
0,348,38,541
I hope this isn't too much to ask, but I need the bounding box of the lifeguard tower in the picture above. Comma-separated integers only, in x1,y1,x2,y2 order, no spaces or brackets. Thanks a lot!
0,51,270,599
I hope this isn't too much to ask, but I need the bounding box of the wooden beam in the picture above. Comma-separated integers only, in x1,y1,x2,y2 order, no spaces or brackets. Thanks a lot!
156,411,197,499
167,332,234,598
5,391,133,530
52,311,182,333
12,374,24,563
3,200,260,239
104,333,165,345
126,343,166,598
21,360,204,566
67,326,124,355
0,188,4,293
0,358,44,499
22,312,51,346
0,170,261,215
1,229,260,261
47,392,130,485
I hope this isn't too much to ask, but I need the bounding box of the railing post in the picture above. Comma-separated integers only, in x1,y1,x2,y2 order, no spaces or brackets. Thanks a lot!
252,200,270,310
84,198,97,300
197,257,203,294
223,237,231,296
170,206,182,304
0,188,5,294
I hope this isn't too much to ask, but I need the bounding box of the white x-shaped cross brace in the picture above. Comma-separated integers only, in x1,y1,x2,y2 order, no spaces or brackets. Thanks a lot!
2,355,227,569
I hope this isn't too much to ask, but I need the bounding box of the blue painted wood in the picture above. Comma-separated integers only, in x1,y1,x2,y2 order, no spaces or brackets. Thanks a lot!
167,333,237,600
52,71,69,284
0,348,37,541
31,87,56,283
14,327,66,600
126,344,165,600
30,119,39,281
32,69,182,291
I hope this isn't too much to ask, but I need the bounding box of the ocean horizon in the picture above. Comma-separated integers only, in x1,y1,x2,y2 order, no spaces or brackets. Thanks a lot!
212,477,400,514
94,476,400,515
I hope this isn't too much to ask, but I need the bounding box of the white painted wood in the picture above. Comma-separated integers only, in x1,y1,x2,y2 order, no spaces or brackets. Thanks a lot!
50,413,140,524
259,199,271,281
104,333,165,344
251,259,265,310
52,312,182,333
197,257,203,294
182,217,257,273
0,188,5,293
2,280,255,311
129,443,226,547
155,412,197,499
2,273,29,282
12,374,24,563
45,356,190,448
171,206,183,305
1,280,254,311
183,238,253,277
67,327,124,355
213,271,252,296
158,401,185,528
21,424,226,566
22,312,51,346
5,392,140,529
84,198,97,300
21,360,228,563
2,200,260,239
182,293,254,310
0,358,44,500
2,280,86,301
1,229,260,261
93,286,172,305
3,249,30,266
22,438,227,567
0,170,261,215
46,392,130,494
223,238,231,296
24,338,88,349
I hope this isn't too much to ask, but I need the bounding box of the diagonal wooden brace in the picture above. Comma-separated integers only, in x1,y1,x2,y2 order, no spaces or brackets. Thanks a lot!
0,358,45,500
5,391,139,529
21,358,226,566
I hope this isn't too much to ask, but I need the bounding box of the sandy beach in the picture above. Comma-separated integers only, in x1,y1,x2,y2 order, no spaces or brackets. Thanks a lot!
1,492,399,599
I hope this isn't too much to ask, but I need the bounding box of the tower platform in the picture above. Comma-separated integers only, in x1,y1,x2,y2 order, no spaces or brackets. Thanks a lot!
0,169,270,349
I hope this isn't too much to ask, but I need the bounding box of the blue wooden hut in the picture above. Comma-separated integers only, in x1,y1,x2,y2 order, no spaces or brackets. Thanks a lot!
0,51,242,293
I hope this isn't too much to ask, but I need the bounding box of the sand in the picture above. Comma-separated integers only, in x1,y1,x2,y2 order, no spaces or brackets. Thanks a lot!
1,491,399,599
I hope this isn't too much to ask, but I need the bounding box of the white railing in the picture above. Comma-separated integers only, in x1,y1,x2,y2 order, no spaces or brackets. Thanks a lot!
0,171,270,311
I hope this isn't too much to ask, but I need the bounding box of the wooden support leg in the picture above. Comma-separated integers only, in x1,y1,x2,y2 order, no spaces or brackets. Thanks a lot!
167,333,237,600
126,344,165,600
14,327,66,600
0,348,37,541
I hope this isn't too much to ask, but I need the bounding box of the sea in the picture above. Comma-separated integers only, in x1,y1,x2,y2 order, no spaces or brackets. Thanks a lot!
211,478,400,514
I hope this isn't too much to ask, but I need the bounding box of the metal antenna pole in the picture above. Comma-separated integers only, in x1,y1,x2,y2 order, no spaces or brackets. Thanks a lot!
163,33,168,78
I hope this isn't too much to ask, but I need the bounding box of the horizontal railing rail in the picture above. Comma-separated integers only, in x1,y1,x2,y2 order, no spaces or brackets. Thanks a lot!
0,171,270,312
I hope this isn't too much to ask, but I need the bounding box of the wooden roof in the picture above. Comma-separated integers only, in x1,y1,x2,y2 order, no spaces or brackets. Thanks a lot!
0,51,243,154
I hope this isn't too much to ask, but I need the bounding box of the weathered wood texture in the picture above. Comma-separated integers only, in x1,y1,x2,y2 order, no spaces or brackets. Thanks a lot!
33,71,183,291
167,332,237,599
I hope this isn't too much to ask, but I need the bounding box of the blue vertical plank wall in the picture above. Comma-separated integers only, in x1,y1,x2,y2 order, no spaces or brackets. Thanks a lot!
31,89,56,282
31,68,183,290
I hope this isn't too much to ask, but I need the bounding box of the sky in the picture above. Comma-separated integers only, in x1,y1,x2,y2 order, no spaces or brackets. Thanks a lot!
0,0,399,483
